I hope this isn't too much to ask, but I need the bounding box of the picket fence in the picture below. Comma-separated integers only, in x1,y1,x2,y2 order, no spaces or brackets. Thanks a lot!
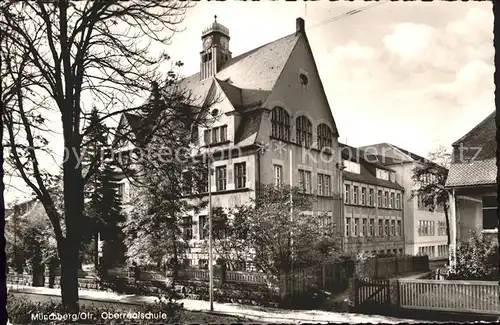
399,278,500,315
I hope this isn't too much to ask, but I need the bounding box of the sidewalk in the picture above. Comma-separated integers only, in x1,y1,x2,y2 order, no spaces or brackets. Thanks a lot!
9,285,429,324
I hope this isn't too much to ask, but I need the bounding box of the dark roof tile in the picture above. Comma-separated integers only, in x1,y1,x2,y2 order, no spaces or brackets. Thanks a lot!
451,111,496,162
445,159,496,187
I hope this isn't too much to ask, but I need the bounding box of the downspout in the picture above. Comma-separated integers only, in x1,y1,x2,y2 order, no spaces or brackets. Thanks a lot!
337,154,345,253
401,188,405,254
256,148,261,198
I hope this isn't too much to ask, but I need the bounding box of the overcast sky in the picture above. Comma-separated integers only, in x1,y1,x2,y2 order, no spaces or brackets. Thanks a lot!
4,1,494,205
167,0,493,153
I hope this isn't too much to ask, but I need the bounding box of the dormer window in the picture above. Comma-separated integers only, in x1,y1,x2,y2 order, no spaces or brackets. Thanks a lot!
376,168,389,180
344,160,360,174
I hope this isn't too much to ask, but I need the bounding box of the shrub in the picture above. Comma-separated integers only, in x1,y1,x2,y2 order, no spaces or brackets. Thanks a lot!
448,231,499,281
7,293,183,324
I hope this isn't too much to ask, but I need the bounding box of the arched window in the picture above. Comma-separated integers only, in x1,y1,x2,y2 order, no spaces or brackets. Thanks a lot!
296,116,312,147
317,123,332,150
271,107,290,141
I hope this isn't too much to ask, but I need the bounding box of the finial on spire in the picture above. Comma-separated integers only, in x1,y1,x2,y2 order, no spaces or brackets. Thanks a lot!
214,15,217,22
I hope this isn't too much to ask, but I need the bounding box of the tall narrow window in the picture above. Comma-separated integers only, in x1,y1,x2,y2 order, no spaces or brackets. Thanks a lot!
344,184,350,204
384,191,389,207
362,218,368,236
215,166,227,191
378,219,383,236
361,187,367,205
199,215,207,240
220,125,228,142
318,174,323,195
384,219,390,236
390,193,395,208
354,218,359,237
234,162,246,189
377,190,382,207
271,107,290,141
369,189,374,206
299,170,311,193
353,186,359,205
369,219,375,236
182,216,193,240
317,123,333,150
296,116,312,147
274,165,282,187
212,127,220,143
318,173,331,196
324,175,331,196
204,129,210,145
396,220,402,236
390,220,396,236
396,193,401,209
345,217,351,237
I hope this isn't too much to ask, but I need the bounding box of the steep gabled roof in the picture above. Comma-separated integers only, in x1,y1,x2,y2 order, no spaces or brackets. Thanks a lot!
179,33,300,107
445,158,496,188
446,111,497,188
174,33,300,148
451,111,496,162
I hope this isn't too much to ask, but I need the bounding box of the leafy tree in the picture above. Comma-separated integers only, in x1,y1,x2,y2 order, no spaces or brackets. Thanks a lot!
448,230,498,281
86,165,126,269
5,207,25,273
81,108,126,270
209,184,339,281
122,84,210,281
5,201,58,285
411,147,452,262
0,0,211,311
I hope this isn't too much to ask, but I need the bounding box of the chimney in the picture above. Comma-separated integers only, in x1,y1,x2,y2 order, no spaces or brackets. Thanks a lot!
296,17,305,35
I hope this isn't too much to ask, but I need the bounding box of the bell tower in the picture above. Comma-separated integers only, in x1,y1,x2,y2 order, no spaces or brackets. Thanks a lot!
200,16,232,80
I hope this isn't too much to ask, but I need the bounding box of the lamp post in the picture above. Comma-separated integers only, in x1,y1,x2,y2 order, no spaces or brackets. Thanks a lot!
208,154,214,311
206,108,218,312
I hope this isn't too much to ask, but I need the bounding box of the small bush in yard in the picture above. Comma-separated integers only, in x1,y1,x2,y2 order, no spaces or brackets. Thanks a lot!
448,231,499,281
7,293,183,324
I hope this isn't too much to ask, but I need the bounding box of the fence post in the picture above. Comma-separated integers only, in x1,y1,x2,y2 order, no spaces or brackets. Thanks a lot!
348,278,357,310
322,263,326,289
388,278,400,308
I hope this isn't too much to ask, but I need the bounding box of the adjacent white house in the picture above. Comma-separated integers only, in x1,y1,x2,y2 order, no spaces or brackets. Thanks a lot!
445,111,497,257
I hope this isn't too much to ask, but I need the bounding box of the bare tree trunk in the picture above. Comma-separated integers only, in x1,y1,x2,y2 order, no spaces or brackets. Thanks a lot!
444,205,451,246
169,217,179,285
60,141,84,312
94,233,99,271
